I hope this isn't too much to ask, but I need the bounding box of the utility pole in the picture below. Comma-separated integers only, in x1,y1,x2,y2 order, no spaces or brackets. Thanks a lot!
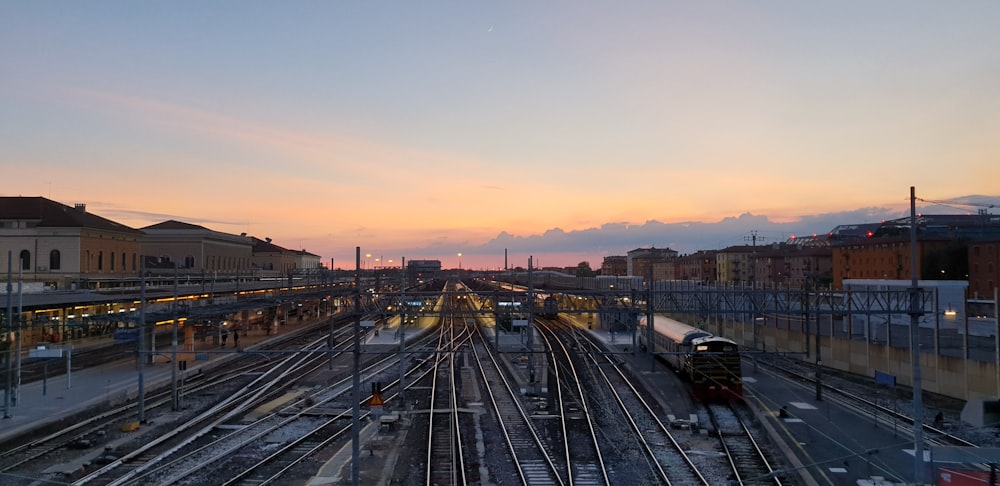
745,230,765,366
810,282,821,401
398,257,406,411
351,247,361,486
744,230,763,286
5,251,13,419
138,257,146,423
909,186,925,483
527,257,535,384
15,259,23,405
171,263,179,411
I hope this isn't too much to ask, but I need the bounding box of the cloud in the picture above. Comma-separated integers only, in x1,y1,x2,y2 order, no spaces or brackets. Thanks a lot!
413,196,1000,265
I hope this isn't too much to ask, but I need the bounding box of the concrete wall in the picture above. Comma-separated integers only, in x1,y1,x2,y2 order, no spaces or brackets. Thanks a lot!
723,320,999,402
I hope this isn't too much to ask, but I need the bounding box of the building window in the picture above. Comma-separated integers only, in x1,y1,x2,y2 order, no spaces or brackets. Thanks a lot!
132,253,137,271
111,252,115,271
185,255,195,268
122,253,126,271
19,250,30,270
98,251,103,271
50,250,61,270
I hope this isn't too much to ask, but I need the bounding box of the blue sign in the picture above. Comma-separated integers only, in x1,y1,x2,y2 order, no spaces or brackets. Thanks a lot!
874,370,896,387
114,328,139,341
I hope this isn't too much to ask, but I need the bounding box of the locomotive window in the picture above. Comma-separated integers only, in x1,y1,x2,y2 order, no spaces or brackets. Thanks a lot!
696,345,708,351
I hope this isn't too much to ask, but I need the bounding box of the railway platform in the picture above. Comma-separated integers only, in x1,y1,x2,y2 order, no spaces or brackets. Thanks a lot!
0,314,328,445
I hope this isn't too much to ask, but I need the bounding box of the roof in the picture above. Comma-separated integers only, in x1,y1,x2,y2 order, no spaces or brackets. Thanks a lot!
142,220,210,231
251,237,290,253
0,197,142,234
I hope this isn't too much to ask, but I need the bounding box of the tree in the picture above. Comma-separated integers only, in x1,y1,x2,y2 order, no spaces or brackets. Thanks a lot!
575,261,595,277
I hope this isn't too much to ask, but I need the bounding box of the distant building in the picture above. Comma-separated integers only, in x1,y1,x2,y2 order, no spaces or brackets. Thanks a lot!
601,256,627,276
967,239,1000,299
0,197,143,290
294,249,322,273
784,246,833,288
407,259,441,281
677,250,717,283
716,246,754,284
626,247,678,278
250,237,298,276
141,220,253,274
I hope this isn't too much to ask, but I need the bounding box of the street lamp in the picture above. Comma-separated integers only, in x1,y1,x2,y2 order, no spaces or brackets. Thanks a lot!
457,253,462,270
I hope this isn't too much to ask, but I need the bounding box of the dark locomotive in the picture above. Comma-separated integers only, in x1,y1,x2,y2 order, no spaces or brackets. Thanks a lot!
638,315,743,401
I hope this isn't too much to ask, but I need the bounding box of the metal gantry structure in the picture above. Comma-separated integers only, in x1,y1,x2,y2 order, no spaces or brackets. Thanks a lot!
361,282,934,328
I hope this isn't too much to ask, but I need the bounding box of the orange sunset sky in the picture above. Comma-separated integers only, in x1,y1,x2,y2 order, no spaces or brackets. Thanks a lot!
3,2,999,269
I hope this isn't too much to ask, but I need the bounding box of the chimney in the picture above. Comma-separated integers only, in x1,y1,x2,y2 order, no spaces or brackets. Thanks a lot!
265,237,272,244
74,203,86,212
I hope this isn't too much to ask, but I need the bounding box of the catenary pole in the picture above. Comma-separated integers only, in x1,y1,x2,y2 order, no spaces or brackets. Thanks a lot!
527,257,535,384
909,186,925,483
5,251,13,419
15,260,23,405
171,263,179,410
138,257,146,423
398,257,406,412
351,247,361,486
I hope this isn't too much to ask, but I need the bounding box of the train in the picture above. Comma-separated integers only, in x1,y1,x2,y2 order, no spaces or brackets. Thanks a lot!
637,315,743,401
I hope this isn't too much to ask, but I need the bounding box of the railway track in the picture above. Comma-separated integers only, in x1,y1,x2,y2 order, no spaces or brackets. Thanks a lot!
425,317,467,486
471,325,563,485
705,402,782,485
0,322,339,477
537,324,607,486
557,321,710,485
72,335,336,485
208,325,446,486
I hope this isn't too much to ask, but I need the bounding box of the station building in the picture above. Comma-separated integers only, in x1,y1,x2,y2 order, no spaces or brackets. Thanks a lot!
141,220,253,275
0,197,144,291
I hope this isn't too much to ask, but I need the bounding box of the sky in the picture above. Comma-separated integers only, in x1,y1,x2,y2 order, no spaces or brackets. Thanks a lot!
3,2,999,271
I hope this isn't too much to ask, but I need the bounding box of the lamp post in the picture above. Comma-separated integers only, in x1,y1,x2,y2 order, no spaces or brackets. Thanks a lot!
457,253,462,271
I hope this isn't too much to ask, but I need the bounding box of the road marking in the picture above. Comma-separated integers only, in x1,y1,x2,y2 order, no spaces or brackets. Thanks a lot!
742,377,757,383
829,467,847,473
789,402,817,410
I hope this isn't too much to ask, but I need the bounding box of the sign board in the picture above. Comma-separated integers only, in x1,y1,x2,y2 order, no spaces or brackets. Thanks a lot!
368,390,384,407
114,328,139,341
361,320,376,328
29,346,64,358
512,320,529,328
875,370,896,387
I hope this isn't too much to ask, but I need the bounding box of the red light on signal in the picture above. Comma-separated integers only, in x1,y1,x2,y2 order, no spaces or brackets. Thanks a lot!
866,231,874,237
